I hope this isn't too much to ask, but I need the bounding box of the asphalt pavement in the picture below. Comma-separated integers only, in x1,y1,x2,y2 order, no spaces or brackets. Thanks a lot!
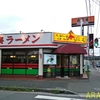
0,66,100,94
0,90,88,100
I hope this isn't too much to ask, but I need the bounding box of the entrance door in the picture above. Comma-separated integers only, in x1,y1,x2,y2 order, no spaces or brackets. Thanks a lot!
63,55,69,77
60,55,70,77
56,55,69,77
60,55,64,77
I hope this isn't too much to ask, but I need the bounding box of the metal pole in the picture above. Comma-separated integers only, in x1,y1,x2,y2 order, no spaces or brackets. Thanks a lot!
93,48,95,67
87,26,90,59
92,36,94,68
80,19,84,76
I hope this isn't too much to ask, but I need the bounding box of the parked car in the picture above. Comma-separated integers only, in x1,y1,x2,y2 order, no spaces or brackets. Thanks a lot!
95,62,100,67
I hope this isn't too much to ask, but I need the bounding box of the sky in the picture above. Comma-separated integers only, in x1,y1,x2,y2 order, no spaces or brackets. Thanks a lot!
0,0,100,55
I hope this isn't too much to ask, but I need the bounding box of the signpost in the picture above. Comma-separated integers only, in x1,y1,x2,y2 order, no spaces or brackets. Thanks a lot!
71,16,94,27
71,16,94,76
80,19,84,76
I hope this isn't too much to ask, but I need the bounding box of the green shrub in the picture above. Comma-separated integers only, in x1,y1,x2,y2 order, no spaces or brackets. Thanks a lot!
52,89,60,94
10,86,18,91
1,86,32,92
2,86,8,90
33,87,38,92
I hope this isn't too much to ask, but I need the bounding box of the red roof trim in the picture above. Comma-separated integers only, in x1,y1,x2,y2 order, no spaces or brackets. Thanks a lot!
0,44,58,47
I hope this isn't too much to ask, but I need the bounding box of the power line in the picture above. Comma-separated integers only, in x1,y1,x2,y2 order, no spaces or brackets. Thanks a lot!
85,0,89,15
91,0,100,37
88,0,93,33
92,0,100,5
95,1,100,37
91,0,95,15
89,0,92,16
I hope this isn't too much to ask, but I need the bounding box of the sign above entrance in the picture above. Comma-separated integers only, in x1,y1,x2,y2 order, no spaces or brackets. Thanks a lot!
71,16,94,27
52,30,87,44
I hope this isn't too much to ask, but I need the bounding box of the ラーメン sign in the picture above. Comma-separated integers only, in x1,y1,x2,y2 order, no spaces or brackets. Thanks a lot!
52,30,87,44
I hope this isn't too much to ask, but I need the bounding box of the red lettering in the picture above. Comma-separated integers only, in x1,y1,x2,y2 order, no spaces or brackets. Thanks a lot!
15,38,22,41
23,35,30,43
0,36,4,44
32,37,40,43
32,35,40,43
6,36,14,44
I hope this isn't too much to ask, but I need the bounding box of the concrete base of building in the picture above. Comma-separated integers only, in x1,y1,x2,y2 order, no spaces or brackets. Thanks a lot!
0,75,38,79
80,74,83,77
38,75,43,79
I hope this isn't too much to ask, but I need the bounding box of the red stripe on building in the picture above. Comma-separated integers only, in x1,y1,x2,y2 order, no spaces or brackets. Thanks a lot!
0,44,58,47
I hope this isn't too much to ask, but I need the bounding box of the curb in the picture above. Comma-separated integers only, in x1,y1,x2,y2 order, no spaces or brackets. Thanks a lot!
0,86,79,95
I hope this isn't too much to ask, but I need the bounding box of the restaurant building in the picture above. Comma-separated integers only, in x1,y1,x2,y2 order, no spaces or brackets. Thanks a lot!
0,31,87,79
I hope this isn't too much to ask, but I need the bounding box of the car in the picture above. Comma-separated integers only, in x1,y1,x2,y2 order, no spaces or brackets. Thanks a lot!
95,62,100,67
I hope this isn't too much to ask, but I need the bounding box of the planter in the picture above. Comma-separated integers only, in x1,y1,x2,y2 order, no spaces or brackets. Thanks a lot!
47,72,51,77
86,71,91,77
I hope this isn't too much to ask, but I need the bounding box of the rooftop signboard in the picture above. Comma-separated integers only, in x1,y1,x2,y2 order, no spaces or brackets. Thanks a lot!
52,30,87,44
71,16,94,27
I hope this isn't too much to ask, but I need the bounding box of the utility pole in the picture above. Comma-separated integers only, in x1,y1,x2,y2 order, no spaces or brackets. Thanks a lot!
88,0,94,67
80,19,84,75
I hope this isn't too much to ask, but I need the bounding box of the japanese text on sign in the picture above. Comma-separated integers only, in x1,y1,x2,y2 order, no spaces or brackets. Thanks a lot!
53,31,87,44
0,35,40,44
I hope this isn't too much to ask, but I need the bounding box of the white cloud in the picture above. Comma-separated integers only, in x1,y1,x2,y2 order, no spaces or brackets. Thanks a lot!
0,0,87,33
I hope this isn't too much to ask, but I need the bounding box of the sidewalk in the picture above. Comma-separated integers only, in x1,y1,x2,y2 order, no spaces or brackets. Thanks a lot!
0,67,99,94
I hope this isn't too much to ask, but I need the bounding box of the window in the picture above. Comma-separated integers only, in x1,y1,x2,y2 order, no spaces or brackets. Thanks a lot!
2,49,39,64
14,51,26,63
70,55,80,67
27,50,38,63
2,51,14,63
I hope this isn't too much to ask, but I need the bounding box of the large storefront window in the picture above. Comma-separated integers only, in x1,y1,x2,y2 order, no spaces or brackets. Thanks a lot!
43,49,56,78
2,51,14,63
69,55,80,68
69,55,80,76
2,49,39,64
43,53,80,77
27,51,38,64
1,49,39,75
14,51,26,63
55,54,80,77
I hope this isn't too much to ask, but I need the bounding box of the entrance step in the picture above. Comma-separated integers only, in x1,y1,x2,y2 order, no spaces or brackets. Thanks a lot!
56,76,70,79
